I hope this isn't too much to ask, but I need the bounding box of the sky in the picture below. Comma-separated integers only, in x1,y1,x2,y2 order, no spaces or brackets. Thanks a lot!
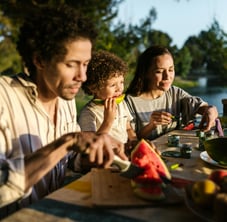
114,0,227,48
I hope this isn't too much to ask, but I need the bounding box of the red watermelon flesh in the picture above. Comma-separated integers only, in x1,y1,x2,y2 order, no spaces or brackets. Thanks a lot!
131,139,171,183
133,163,163,185
130,139,171,200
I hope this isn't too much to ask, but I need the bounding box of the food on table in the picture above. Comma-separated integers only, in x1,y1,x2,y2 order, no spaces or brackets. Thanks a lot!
213,193,227,222
220,176,227,193
208,169,227,186
132,182,165,201
191,179,218,207
93,94,125,105
187,169,227,220
130,139,171,200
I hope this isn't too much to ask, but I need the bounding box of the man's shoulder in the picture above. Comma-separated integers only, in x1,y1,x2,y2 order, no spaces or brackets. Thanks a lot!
0,75,17,92
0,74,14,83
0,73,31,86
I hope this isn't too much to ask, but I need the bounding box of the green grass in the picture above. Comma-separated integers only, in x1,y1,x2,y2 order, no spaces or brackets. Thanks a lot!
173,76,198,88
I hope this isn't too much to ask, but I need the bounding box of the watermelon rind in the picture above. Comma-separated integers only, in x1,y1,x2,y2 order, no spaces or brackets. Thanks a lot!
133,185,165,201
131,180,166,189
93,94,125,105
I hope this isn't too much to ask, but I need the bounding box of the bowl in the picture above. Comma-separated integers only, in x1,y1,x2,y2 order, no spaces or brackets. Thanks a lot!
204,137,227,166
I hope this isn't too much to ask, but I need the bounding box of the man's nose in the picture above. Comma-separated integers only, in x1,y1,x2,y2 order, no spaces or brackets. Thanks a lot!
76,66,87,82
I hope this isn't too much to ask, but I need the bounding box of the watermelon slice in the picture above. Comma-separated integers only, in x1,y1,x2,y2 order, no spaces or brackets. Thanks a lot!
130,139,171,200
131,139,171,182
93,94,125,105
133,184,165,201
132,162,163,185
131,179,166,201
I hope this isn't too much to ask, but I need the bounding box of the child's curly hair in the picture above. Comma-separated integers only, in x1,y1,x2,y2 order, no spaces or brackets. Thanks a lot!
82,50,128,95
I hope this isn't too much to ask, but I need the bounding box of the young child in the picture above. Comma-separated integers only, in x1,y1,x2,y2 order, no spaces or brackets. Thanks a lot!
78,50,137,149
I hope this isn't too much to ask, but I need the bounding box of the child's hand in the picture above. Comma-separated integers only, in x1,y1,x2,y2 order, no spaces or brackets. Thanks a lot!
103,98,117,123
97,98,117,134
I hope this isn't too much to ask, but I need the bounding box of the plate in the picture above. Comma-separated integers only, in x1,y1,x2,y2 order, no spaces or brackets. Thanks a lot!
200,151,227,169
184,191,214,222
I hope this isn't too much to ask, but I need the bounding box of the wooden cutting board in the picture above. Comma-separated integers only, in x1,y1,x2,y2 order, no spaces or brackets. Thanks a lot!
91,168,184,207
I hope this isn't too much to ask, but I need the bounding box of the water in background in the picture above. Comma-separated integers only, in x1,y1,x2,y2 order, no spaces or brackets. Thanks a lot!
186,87,227,115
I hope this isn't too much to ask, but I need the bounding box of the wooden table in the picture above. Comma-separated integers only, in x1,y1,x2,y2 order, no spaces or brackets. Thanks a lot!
2,130,218,222
152,130,215,182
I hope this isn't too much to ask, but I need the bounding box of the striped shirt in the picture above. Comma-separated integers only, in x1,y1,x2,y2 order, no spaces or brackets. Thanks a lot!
0,73,80,215
125,86,207,140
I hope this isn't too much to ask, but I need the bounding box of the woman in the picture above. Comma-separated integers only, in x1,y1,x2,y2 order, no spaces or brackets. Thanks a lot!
125,45,218,140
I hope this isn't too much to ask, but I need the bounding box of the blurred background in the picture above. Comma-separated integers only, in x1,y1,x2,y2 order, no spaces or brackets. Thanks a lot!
1,0,227,114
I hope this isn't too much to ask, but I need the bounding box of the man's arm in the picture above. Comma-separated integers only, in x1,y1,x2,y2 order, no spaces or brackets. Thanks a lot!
24,132,126,191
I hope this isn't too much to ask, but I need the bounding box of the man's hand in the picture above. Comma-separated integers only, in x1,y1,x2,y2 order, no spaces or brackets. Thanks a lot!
69,132,126,168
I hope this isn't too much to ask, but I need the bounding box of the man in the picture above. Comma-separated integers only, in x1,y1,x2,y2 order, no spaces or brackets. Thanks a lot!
0,5,126,217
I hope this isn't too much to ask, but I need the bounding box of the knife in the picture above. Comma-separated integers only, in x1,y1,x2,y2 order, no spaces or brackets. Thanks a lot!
112,155,144,179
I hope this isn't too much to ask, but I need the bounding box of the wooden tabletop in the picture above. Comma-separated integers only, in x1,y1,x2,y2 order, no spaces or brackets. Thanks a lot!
153,130,215,182
2,130,218,222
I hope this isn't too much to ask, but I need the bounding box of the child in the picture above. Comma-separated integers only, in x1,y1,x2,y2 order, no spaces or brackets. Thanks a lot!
79,50,137,150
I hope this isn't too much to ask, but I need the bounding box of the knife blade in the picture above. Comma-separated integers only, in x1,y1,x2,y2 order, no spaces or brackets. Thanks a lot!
112,155,144,179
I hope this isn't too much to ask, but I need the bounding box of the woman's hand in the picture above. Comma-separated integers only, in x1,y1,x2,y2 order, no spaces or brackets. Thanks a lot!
149,111,173,128
199,105,218,131
138,111,173,139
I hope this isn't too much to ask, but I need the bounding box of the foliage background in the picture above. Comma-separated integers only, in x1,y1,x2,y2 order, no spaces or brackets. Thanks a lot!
1,0,227,111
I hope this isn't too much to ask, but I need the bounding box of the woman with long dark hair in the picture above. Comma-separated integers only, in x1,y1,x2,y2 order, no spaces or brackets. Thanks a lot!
125,45,218,140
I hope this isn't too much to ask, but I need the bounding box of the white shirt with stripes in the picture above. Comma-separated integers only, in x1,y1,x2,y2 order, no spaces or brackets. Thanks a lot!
0,73,80,212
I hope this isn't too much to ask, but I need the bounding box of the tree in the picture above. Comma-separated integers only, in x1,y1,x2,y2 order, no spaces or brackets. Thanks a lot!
3,0,227,87
148,30,173,48
174,46,192,78
0,1,180,80
0,0,124,74
185,20,227,84
200,21,227,81
0,6,22,74
185,36,205,71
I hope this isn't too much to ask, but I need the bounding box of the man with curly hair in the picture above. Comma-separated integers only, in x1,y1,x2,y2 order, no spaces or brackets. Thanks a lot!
0,5,126,218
